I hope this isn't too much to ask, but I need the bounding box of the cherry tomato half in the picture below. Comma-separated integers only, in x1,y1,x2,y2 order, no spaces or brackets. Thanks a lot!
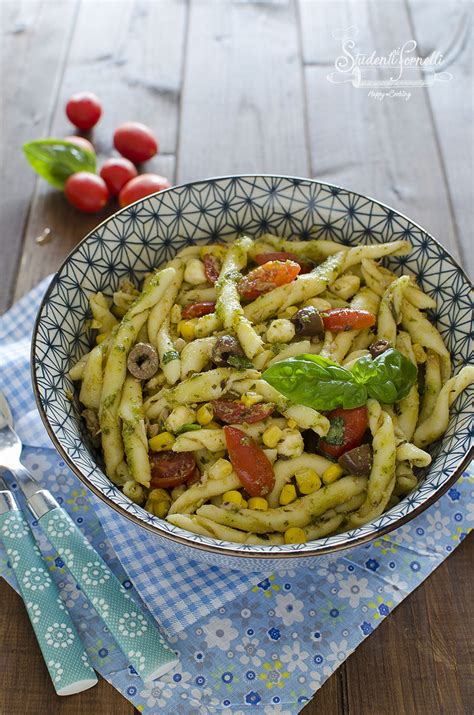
318,406,368,460
238,260,301,301
100,157,138,196
118,173,171,208
149,451,197,489
113,121,158,163
224,426,275,497
181,301,216,319
213,400,275,425
65,92,102,130
254,252,312,274
203,253,221,283
64,135,95,154
321,308,376,332
64,172,109,213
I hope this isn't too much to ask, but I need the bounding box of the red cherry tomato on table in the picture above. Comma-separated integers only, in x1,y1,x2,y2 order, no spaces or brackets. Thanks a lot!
321,309,376,332
224,426,275,497
113,121,158,163
254,252,312,274
64,172,109,213
118,173,171,208
100,158,138,197
181,301,216,319
238,260,301,301
317,406,368,459
64,136,95,153
149,451,197,489
212,400,275,425
203,253,222,283
65,92,102,130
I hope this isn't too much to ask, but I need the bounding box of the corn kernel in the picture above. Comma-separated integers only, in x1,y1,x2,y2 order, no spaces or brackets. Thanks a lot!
149,431,175,452
241,391,263,407
286,418,297,430
145,498,170,518
284,527,306,544
148,488,170,502
285,305,299,317
322,464,344,484
262,425,283,448
206,420,221,430
222,490,244,506
209,458,233,480
96,333,108,344
279,484,297,505
178,320,196,341
295,468,321,495
197,403,214,425
248,497,268,511
241,500,248,508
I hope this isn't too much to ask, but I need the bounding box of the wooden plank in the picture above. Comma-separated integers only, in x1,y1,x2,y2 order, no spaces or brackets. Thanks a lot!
343,535,473,715
13,0,186,301
177,0,310,181
406,0,474,276
301,666,344,715
299,0,462,263
0,0,78,312
0,579,134,715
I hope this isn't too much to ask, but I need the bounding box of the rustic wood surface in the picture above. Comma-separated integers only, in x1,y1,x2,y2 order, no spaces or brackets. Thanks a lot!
0,1,472,713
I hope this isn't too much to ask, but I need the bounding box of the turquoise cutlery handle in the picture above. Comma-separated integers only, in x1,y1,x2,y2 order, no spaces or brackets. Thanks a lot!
38,504,178,681
0,505,97,695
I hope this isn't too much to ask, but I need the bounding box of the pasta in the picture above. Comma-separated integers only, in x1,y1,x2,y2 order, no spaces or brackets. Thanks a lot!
70,233,473,545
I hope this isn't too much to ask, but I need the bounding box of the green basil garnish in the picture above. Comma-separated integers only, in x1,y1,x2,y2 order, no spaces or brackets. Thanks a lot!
162,350,180,365
23,139,96,189
227,354,254,370
262,349,417,411
176,423,202,435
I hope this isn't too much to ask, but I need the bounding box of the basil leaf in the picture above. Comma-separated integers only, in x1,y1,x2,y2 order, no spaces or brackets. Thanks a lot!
176,423,202,435
227,354,254,370
350,348,417,403
262,355,367,411
23,139,96,189
162,349,179,365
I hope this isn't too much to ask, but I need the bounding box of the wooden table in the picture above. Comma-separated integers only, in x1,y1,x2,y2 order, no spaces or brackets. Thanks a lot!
1,1,472,713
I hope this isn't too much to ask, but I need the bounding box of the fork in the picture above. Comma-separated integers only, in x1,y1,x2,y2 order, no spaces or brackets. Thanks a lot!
0,391,178,682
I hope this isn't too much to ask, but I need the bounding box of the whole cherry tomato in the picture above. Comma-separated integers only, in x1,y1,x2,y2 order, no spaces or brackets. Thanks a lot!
113,121,158,163
238,260,301,301
64,172,109,213
254,251,312,273
321,309,376,332
203,253,221,283
118,173,171,208
181,301,216,319
64,135,95,153
212,400,275,424
317,406,368,459
65,92,102,130
149,451,197,489
224,426,275,497
100,157,138,196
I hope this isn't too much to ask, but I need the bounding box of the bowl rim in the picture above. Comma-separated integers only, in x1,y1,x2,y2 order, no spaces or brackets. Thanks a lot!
31,173,474,560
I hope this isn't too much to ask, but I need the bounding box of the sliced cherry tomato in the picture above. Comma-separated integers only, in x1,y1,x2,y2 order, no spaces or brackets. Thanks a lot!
186,467,202,486
118,173,171,207
181,301,216,319
64,135,95,154
64,172,109,213
318,406,368,459
238,260,301,301
113,121,158,163
203,253,221,283
100,157,137,196
321,308,376,332
149,451,196,489
65,91,102,130
224,426,275,497
212,400,275,424
254,252,312,273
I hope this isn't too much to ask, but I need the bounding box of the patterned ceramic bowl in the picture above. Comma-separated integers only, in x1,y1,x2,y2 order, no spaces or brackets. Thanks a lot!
32,176,473,569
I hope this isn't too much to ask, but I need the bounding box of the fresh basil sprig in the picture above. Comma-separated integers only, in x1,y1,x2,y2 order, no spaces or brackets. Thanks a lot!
23,139,96,189
262,349,417,411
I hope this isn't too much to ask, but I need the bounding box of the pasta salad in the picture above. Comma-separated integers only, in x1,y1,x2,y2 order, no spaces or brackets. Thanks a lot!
70,234,474,545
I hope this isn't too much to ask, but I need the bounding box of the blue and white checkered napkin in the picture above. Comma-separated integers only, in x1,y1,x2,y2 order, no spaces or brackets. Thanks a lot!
0,278,267,636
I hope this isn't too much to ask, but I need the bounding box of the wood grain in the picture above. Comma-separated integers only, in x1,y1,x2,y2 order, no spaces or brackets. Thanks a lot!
299,0,463,263
13,0,186,302
0,0,78,312
177,0,310,181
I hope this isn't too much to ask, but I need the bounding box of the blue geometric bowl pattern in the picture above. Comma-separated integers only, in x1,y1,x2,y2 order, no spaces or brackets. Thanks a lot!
32,175,473,569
